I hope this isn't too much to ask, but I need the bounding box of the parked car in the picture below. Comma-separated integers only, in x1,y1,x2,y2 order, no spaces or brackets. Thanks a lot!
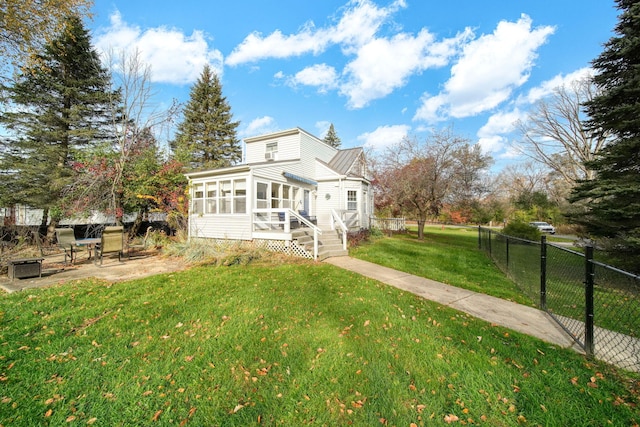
529,221,556,234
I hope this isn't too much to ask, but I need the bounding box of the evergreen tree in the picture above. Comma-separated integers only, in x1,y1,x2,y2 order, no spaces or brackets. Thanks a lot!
0,15,117,234
323,123,341,148
172,65,241,170
570,0,640,258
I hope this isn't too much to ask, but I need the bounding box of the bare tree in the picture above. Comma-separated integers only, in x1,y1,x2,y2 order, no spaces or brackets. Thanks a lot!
494,162,549,202
64,49,180,234
374,127,490,239
515,76,612,187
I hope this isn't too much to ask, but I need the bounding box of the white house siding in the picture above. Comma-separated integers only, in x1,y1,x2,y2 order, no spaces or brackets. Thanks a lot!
299,131,336,172
189,214,252,240
315,180,342,228
188,170,253,240
245,130,300,164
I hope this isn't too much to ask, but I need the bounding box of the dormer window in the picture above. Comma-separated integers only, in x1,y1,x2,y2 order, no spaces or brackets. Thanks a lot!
265,142,278,161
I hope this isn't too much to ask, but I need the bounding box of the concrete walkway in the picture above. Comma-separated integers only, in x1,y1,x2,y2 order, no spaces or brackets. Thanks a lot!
324,256,581,351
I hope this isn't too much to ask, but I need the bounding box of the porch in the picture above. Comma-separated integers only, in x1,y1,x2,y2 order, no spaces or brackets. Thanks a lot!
248,208,354,260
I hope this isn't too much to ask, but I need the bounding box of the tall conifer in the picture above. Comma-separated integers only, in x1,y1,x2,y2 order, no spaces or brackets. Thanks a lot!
172,65,241,170
323,123,341,148
0,15,118,231
570,0,640,259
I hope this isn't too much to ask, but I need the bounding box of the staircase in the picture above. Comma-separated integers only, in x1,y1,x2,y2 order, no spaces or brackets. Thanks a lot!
292,227,348,260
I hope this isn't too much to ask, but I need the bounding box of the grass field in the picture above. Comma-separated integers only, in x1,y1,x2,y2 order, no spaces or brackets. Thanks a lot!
352,225,533,305
1,229,639,425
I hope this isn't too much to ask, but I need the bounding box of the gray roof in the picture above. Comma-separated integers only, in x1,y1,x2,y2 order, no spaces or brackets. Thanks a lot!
328,147,364,177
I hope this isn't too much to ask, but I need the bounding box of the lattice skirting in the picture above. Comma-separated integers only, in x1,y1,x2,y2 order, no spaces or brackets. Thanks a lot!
253,239,314,259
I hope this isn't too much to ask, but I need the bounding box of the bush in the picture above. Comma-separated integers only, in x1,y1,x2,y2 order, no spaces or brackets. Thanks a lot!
503,220,541,241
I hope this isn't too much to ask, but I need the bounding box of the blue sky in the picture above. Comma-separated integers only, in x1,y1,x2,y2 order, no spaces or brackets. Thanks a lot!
89,0,618,170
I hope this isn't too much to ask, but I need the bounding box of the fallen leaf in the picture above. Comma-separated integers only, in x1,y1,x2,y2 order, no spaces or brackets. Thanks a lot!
66,415,76,422
444,414,459,423
151,410,163,421
233,404,244,413
44,409,53,417
87,417,98,424
364,320,370,327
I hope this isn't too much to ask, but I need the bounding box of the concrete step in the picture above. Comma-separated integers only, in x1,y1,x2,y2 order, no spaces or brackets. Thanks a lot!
292,228,347,260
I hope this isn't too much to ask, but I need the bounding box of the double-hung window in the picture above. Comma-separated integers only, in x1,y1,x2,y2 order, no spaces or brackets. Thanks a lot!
347,190,358,211
206,183,217,214
193,178,247,215
193,183,204,214
234,180,247,213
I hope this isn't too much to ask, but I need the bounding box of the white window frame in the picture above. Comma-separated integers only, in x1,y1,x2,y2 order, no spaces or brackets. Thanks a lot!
347,190,358,211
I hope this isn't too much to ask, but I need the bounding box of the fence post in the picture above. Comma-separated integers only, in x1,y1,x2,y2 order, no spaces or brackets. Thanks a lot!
584,245,595,357
506,236,510,269
540,235,547,309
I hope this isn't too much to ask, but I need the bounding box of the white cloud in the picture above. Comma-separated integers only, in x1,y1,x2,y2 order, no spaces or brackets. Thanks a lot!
357,124,410,150
414,14,555,123
228,0,460,108
478,109,524,139
241,116,278,137
522,67,593,104
226,0,405,66
94,10,223,85
225,26,329,66
340,29,471,108
475,108,526,154
315,121,331,138
475,67,594,155
290,64,338,93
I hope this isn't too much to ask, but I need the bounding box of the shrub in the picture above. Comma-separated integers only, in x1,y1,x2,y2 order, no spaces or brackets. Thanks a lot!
503,220,541,241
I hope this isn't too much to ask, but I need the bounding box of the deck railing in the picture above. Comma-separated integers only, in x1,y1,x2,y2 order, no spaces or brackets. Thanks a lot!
330,209,348,251
252,208,322,259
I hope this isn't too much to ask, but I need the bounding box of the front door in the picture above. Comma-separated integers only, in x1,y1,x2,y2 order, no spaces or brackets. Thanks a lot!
304,190,310,213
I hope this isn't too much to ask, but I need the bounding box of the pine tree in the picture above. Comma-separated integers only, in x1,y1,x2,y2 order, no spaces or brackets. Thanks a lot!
323,123,341,148
570,0,640,260
172,65,241,170
0,15,117,234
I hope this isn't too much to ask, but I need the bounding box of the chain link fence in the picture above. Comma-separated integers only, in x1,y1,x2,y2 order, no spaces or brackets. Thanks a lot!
479,227,640,372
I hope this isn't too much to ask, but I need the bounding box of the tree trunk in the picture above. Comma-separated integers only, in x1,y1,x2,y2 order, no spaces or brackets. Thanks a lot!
46,217,59,244
417,219,426,240
128,209,145,240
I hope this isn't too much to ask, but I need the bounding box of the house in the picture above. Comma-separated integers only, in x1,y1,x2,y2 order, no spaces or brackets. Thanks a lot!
185,127,374,260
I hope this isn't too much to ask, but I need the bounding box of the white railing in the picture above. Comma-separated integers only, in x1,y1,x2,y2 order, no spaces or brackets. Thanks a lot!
252,208,322,260
330,209,348,251
370,217,406,231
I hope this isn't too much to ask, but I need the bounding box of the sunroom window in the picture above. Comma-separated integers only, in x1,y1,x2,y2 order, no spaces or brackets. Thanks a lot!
193,183,204,214
234,180,247,213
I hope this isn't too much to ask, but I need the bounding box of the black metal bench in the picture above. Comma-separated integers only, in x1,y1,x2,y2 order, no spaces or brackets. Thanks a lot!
7,258,44,281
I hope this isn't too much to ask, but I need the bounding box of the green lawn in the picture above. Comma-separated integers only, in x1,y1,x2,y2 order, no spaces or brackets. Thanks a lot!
352,225,534,305
1,259,638,426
